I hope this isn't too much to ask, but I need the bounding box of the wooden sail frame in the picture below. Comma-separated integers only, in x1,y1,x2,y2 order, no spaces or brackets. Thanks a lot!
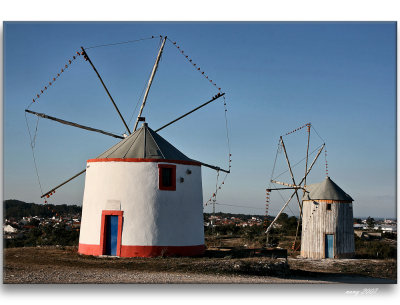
265,140,325,238
37,37,230,198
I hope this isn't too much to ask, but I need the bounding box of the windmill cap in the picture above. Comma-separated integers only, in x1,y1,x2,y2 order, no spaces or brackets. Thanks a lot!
95,123,198,162
303,176,353,201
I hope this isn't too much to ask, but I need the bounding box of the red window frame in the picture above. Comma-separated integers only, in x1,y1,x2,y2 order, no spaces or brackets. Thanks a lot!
99,210,123,256
158,164,176,191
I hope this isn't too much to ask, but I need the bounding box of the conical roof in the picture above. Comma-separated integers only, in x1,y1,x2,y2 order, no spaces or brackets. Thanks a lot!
303,177,353,201
96,122,196,162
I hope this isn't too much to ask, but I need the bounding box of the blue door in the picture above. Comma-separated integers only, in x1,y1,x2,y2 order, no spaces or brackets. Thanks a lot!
325,234,334,258
105,215,118,256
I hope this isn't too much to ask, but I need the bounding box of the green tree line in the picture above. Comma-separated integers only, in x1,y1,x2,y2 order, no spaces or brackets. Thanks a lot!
4,199,81,219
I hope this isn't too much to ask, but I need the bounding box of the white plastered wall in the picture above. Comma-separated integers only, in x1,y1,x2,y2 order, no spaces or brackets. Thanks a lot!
79,161,204,247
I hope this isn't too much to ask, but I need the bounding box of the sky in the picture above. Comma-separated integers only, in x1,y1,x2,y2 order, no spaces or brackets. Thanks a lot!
3,22,397,218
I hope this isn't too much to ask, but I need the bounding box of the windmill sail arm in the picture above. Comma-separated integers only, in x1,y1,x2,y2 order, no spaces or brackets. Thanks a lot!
197,161,230,174
25,109,124,139
267,187,307,191
133,36,167,132
298,143,325,186
280,137,302,209
270,180,302,189
81,47,131,134
265,190,297,234
40,169,86,198
266,143,325,235
155,92,225,133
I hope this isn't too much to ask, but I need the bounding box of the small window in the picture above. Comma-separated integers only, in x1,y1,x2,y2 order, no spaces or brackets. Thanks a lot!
158,164,176,191
327,203,332,211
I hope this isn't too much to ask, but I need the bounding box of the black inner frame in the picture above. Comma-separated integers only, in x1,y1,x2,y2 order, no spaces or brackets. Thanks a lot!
161,167,173,187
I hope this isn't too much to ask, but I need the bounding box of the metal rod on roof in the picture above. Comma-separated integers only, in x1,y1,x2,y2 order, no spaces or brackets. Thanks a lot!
133,36,167,132
25,109,124,139
155,92,225,133
81,46,131,134
40,169,87,198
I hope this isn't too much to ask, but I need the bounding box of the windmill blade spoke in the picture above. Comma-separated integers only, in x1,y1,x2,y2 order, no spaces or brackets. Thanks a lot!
270,180,302,189
25,109,124,139
267,187,306,191
81,47,131,134
266,144,325,237
303,123,311,189
41,169,86,198
133,36,167,132
155,93,225,133
294,123,312,247
198,160,230,174
265,189,297,234
293,190,302,210
299,143,325,185
280,137,302,209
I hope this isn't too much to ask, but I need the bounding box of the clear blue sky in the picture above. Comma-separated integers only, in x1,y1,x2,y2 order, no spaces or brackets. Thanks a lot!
3,22,396,218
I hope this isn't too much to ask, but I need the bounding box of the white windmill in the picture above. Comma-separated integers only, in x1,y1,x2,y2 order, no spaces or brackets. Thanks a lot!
25,35,231,257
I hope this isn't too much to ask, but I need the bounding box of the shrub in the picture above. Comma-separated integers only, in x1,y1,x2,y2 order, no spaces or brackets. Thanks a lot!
355,236,396,259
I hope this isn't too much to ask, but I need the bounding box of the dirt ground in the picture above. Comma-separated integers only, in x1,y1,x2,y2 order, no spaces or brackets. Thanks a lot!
3,246,396,284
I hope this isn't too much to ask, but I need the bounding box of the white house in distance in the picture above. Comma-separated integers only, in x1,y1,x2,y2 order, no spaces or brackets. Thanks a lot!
78,122,205,257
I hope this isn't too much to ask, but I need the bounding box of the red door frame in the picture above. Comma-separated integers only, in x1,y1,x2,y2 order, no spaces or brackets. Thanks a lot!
99,210,123,256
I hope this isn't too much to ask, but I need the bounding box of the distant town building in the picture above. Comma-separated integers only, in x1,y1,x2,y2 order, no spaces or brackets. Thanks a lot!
354,230,382,240
3,224,17,234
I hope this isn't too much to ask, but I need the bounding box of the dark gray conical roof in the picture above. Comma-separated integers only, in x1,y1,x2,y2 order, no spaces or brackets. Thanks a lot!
96,122,195,161
303,177,353,201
